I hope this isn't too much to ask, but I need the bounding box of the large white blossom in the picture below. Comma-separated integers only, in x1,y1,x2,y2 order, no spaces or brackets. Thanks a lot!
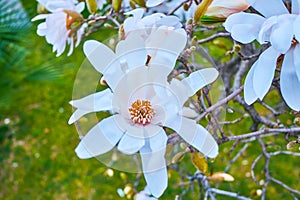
32,0,85,57
123,8,182,36
69,27,219,197
224,0,300,111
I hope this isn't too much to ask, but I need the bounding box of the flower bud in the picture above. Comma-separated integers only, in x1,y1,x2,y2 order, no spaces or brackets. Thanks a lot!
112,0,122,12
209,172,235,182
132,0,146,7
183,3,189,11
194,0,213,23
201,0,249,23
119,24,126,40
86,0,98,13
294,117,300,127
129,0,136,9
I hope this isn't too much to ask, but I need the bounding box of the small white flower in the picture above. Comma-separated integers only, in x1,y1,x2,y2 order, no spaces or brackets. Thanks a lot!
224,0,300,111
32,0,85,56
123,8,182,36
69,27,219,197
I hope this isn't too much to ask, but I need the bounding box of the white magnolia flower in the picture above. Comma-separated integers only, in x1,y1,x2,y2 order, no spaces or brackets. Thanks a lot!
224,0,300,111
205,0,249,19
32,0,85,56
69,27,219,197
123,8,182,36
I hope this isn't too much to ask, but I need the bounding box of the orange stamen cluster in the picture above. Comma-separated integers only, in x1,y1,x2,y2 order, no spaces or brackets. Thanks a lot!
129,100,155,125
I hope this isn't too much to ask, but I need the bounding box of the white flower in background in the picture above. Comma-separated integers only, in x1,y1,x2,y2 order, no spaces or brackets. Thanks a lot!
123,8,182,36
69,27,219,197
166,0,249,22
224,0,300,111
32,0,85,57
205,0,249,19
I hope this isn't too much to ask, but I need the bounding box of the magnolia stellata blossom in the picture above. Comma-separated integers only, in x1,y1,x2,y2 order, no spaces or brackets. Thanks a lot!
69,27,219,197
205,0,249,19
32,0,85,57
123,8,182,36
224,0,300,111
163,0,248,22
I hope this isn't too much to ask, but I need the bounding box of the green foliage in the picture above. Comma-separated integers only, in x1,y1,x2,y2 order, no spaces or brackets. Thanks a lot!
0,0,63,111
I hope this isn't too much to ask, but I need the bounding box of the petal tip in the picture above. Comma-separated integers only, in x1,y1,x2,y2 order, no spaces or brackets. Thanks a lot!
75,143,93,159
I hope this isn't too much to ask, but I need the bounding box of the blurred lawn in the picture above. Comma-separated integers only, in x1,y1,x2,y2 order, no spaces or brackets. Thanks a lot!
0,1,299,200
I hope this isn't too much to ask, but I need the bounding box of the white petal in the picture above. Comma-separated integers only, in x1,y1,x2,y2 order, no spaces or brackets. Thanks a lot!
31,14,48,21
146,27,187,65
114,32,148,72
164,116,218,158
253,47,280,100
75,116,124,159
146,0,164,7
150,105,166,125
125,8,144,19
68,89,113,124
181,107,198,118
123,17,136,34
247,0,288,17
280,49,300,111
142,165,167,198
141,13,164,27
169,78,190,106
140,138,167,198
223,12,265,34
231,24,261,44
258,16,277,44
146,50,178,75
148,127,167,151
293,44,300,81
270,16,294,54
156,16,182,28
36,22,47,36
181,68,219,97
244,61,259,105
46,0,75,12
114,114,161,139
117,134,145,154
294,16,300,42
75,2,85,12
83,40,116,73
116,32,146,56
67,38,74,56
292,0,300,14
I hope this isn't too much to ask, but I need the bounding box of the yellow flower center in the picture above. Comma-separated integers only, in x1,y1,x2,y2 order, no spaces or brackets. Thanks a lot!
129,100,155,125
